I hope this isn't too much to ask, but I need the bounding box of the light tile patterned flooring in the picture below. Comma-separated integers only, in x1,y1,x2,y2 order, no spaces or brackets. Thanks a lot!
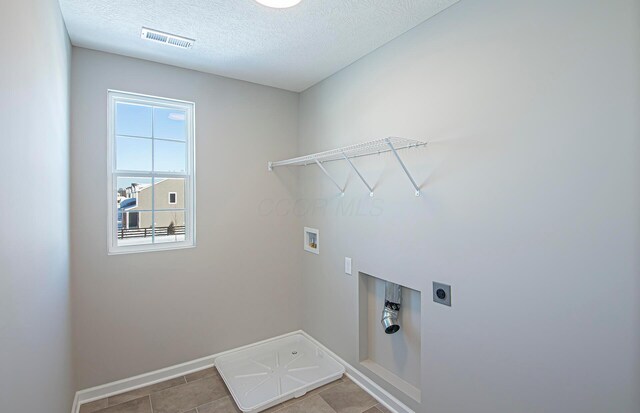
79,368,390,413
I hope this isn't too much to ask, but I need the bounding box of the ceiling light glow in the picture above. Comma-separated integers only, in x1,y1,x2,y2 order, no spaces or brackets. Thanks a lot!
255,0,302,9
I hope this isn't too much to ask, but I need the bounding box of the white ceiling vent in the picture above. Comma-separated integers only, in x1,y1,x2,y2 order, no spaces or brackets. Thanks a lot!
140,28,194,49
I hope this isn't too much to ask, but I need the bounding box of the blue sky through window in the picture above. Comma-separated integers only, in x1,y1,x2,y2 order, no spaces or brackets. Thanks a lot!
116,103,152,137
153,107,186,141
155,140,186,172
116,136,152,171
115,103,187,173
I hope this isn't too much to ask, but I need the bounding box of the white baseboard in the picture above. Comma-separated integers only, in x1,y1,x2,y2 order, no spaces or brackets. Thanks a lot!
299,331,414,413
70,392,79,413
73,330,414,413
73,331,297,411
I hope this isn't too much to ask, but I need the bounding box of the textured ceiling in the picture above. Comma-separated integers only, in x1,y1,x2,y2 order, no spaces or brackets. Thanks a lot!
59,0,459,92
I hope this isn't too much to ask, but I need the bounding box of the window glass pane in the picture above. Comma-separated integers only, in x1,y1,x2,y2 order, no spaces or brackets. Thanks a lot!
154,140,186,173
116,177,152,212
116,136,152,171
153,108,186,141
115,177,153,243
116,103,152,137
153,210,185,244
153,178,184,209
116,211,153,246
110,93,194,253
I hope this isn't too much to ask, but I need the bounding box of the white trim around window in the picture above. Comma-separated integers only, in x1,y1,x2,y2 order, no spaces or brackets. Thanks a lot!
107,90,196,254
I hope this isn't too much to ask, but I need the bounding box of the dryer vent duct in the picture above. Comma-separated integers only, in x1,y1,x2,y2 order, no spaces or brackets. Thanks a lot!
381,282,402,334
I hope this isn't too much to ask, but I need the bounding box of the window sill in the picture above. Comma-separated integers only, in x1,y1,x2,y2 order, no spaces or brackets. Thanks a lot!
108,241,196,255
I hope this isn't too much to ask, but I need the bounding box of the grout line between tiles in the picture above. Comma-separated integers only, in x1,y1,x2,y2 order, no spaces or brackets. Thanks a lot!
285,380,340,408
91,370,353,413
362,399,379,412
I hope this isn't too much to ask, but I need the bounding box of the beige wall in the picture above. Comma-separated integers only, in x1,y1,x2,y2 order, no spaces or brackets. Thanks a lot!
70,48,302,388
298,1,640,412
0,0,75,411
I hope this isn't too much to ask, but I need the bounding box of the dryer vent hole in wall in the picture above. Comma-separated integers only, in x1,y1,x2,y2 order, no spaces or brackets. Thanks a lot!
358,272,422,402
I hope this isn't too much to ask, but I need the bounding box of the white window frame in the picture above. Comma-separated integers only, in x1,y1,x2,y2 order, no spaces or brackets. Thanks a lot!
107,90,196,254
168,192,177,205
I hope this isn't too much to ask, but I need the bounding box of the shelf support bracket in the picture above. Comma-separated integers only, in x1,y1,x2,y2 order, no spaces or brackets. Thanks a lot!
385,138,421,196
341,152,374,197
315,160,344,196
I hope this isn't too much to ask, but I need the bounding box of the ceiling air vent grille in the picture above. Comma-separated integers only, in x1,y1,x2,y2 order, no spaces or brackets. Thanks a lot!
141,28,194,49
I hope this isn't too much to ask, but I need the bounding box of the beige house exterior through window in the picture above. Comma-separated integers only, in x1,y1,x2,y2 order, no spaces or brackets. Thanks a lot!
119,178,185,229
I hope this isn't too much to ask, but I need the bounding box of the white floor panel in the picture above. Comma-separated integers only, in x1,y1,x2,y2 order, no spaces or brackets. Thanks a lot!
215,334,345,412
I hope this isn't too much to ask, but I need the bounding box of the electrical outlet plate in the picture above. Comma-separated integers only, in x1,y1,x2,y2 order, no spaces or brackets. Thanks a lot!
345,257,352,275
432,282,451,306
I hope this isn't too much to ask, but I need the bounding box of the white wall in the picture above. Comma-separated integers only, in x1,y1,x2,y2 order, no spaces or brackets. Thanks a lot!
297,1,640,412
0,0,75,411
70,48,301,388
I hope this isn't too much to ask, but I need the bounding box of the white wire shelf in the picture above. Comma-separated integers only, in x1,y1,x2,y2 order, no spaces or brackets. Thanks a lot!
268,137,427,197
268,137,425,168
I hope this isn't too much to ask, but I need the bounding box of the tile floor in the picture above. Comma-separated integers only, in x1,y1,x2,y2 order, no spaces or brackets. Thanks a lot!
79,367,390,413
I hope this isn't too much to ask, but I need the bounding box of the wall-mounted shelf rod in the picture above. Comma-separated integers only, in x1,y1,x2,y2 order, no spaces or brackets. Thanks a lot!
385,138,421,196
268,137,426,197
315,159,345,196
342,152,374,197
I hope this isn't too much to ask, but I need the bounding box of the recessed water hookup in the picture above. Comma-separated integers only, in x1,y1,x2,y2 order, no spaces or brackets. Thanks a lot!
381,282,402,334
304,227,319,254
